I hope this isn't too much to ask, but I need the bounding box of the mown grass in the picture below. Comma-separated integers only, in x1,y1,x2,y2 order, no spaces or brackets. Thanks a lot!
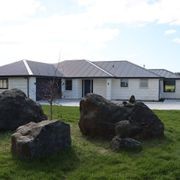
0,106,179,180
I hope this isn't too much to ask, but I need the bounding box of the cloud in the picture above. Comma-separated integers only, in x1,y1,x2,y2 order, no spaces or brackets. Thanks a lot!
0,11,119,63
1,0,180,65
164,29,177,35
173,38,180,44
0,0,45,22
76,0,180,26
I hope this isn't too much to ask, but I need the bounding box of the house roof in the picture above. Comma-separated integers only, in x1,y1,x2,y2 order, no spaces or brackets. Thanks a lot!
175,72,180,78
0,59,177,79
0,60,29,76
94,61,159,78
149,69,178,78
0,60,62,77
57,60,113,78
27,60,62,77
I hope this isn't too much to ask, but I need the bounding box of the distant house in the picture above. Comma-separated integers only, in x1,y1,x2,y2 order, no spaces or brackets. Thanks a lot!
0,59,179,101
149,69,180,100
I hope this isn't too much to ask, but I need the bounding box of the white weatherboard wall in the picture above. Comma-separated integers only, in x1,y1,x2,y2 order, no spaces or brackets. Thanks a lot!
62,79,82,99
111,78,159,101
93,79,106,98
72,79,82,98
160,80,180,99
106,79,112,100
0,77,36,101
9,77,27,95
29,77,36,100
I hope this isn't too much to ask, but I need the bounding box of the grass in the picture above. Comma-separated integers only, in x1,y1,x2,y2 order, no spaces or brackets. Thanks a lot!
0,106,180,180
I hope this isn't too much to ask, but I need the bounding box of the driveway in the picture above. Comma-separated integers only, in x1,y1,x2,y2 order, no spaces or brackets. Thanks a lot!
144,100,180,110
39,99,180,110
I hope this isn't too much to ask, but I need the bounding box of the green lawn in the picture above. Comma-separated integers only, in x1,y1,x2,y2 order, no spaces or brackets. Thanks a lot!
0,106,180,180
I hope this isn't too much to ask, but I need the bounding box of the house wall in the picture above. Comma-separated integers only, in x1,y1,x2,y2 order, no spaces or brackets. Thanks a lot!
93,79,106,98
62,79,82,99
62,78,107,99
111,78,159,101
9,77,27,94
72,79,82,98
0,77,36,101
160,79,180,99
29,77,36,100
61,78,160,101
0,77,27,95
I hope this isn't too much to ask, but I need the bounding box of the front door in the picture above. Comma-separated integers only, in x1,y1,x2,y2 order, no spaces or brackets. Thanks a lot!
82,80,93,97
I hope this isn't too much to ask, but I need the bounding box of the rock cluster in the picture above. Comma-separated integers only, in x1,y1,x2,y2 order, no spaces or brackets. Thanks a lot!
79,94,164,151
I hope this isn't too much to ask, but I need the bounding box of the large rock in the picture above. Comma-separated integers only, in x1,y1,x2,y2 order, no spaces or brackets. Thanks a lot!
111,136,142,152
11,120,71,159
79,93,164,139
115,120,141,138
0,89,47,130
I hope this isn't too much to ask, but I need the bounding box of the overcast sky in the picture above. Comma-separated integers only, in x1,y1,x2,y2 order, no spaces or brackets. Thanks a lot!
0,0,180,72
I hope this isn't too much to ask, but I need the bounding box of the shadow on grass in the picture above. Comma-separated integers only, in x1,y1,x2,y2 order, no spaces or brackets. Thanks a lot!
142,135,174,147
81,133,173,155
12,146,80,173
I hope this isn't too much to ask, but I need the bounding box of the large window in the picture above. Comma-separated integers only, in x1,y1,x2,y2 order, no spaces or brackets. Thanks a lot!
0,78,8,89
140,79,148,88
120,79,128,87
164,79,175,92
65,79,72,90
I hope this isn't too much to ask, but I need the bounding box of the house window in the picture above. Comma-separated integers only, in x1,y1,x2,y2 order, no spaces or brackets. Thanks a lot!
65,80,72,90
164,79,175,92
120,79,128,87
140,79,148,88
0,78,8,89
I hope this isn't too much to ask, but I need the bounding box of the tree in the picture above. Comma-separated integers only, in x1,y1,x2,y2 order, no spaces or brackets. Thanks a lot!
42,78,61,120
38,57,62,120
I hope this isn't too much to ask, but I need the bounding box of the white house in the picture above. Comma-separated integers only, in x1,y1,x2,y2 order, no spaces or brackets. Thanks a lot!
59,60,160,101
0,59,179,101
0,60,62,101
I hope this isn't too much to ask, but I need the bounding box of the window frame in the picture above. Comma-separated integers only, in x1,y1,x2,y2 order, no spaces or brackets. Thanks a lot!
139,79,148,88
163,79,176,93
0,78,8,89
65,79,72,90
120,79,128,88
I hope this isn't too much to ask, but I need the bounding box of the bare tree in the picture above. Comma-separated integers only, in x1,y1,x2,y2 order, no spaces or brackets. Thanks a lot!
43,78,61,120
37,55,62,120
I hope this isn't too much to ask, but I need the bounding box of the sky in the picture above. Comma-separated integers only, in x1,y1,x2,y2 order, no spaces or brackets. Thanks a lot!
0,0,180,72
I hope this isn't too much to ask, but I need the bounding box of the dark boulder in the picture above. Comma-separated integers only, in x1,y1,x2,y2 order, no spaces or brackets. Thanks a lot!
115,120,141,138
79,93,164,139
111,136,142,152
0,89,47,131
11,120,71,159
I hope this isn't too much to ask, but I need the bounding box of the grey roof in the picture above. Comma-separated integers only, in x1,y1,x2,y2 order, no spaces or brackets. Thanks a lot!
94,61,159,78
0,60,62,77
149,69,178,78
1,59,176,79
26,60,62,77
57,60,112,77
175,73,180,78
0,60,28,76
